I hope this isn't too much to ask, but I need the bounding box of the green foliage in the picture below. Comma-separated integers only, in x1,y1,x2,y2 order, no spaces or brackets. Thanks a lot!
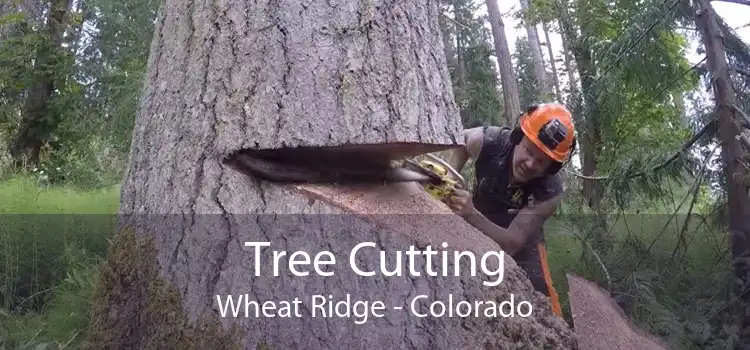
445,0,504,127
0,0,745,348
0,177,119,349
513,37,542,108
455,44,505,127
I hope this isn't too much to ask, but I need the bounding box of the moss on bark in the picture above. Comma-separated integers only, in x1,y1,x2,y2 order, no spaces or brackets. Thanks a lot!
85,229,243,350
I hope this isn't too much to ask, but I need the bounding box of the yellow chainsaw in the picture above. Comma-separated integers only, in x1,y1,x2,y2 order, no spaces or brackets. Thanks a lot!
223,147,466,202
400,153,466,202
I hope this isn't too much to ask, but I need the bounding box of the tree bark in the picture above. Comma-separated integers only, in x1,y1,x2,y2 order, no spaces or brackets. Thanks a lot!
694,0,750,346
485,0,521,125
87,0,577,348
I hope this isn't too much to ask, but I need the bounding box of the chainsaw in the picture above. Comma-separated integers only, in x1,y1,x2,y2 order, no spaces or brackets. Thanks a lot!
223,147,466,203
399,154,466,202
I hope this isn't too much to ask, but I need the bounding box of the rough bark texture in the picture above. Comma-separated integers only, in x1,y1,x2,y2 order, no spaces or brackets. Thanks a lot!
122,0,463,193
567,274,669,350
694,0,750,346
485,0,521,125
93,0,579,348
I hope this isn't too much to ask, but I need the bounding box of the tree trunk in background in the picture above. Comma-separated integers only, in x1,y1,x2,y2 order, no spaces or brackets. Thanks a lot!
559,25,578,102
453,0,466,86
556,1,602,212
85,0,577,348
673,91,688,125
519,0,550,101
542,22,563,102
10,0,71,167
485,0,521,125
438,1,456,74
695,0,750,346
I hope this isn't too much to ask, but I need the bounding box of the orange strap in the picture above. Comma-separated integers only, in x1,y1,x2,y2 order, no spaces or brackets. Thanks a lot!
537,242,563,318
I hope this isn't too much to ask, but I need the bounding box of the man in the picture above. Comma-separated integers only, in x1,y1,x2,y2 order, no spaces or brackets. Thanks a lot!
444,103,577,318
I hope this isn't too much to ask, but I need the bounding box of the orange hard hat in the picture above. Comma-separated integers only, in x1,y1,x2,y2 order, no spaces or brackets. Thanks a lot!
519,103,576,163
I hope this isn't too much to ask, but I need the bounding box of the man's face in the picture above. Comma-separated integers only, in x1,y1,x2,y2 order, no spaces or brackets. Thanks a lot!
511,136,555,182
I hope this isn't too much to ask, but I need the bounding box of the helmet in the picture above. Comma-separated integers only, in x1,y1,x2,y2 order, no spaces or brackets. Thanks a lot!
510,103,577,172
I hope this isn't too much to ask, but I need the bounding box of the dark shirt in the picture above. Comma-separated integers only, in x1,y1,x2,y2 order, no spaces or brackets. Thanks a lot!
471,125,563,267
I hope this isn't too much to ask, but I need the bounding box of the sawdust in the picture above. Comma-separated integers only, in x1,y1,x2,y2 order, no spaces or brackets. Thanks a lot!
291,182,578,349
567,273,670,350
292,182,501,253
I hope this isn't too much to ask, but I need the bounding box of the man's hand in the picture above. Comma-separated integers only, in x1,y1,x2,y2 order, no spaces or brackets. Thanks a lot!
446,185,475,216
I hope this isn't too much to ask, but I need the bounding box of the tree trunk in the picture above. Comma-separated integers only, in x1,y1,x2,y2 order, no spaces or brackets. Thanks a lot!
556,3,601,212
542,22,563,103
694,0,750,346
485,0,521,125
519,0,550,101
86,1,577,348
438,1,456,74
10,0,71,167
453,0,466,86
559,25,578,101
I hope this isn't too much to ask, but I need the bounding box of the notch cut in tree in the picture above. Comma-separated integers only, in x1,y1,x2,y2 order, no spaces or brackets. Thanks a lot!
89,0,578,348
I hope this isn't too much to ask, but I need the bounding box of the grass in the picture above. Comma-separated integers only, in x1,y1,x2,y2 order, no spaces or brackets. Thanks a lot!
0,176,120,349
0,175,733,349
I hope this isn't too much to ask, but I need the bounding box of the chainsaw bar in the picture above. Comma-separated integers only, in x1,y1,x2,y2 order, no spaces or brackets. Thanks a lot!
224,150,436,185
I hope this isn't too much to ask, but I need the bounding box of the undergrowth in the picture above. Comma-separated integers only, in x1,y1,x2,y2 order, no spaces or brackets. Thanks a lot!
0,176,118,349
0,175,735,349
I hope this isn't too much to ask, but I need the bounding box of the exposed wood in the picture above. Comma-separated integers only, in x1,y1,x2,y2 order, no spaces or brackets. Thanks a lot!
567,274,669,350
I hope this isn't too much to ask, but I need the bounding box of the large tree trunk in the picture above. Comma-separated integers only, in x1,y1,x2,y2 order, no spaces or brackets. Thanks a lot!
86,1,577,348
485,0,521,125
695,0,750,346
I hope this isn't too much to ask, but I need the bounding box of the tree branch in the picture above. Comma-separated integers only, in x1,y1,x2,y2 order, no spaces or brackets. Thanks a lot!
565,119,718,180
712,0,750,6
734,105,750,128
731,66,750,78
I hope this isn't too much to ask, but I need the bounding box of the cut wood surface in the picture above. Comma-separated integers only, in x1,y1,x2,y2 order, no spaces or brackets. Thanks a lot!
567,273,669,350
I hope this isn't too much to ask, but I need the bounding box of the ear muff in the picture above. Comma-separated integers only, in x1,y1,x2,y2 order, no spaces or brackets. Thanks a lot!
546,135,576,174
509,104,540,145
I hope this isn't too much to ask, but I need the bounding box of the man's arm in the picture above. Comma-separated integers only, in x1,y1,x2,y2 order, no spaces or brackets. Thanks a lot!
446,127,484,174
461,195,562,255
